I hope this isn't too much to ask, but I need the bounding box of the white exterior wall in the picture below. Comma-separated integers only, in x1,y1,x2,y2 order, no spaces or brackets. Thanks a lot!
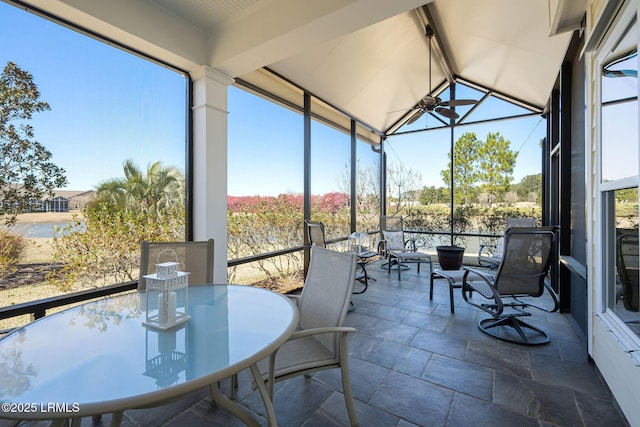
592,319,640,425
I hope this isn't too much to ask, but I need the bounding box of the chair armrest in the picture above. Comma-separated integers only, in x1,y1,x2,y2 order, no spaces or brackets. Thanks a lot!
478,244,497,257
509,279,560,315
289,326,356,340
477,245,500,268
461,267,504,314
405,238,417,251
520,280,559,313
286,294,301,307
542,280,560,313
377,239,388,255
266,326,357,395
462,266,495,283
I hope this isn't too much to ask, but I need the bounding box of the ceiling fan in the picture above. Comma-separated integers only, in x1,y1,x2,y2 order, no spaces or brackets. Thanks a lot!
405,25,478,124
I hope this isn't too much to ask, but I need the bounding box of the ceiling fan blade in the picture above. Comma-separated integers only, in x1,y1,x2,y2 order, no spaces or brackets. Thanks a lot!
387,106,417,114
407,110,425,124
435,107,459,119
440,99,478,107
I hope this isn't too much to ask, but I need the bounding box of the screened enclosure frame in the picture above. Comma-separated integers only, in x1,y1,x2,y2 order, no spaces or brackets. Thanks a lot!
1,0,551,284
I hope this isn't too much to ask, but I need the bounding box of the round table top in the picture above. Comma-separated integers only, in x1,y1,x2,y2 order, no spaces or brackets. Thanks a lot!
0,284,298,419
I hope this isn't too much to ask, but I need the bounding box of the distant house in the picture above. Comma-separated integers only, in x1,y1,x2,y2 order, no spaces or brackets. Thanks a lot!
1,186,96,213
45,196,69,212
45,190,95,212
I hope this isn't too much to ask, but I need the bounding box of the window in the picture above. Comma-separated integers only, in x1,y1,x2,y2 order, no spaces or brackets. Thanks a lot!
228,86,304,201
387,81,544,254
599,17,640,341
385,128,450,251
310,103,351,240
602,41,638,181
0,3,187,320
356,138,380,233
227,86,304,288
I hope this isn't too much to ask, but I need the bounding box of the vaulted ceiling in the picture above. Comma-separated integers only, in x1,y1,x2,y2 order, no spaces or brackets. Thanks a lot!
15,0,585,135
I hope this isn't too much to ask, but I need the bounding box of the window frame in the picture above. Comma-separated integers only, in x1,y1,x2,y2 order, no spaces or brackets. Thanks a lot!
593,4,640,358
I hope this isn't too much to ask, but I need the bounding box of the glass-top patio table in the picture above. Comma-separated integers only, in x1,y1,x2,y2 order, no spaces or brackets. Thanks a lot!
0,284,299,427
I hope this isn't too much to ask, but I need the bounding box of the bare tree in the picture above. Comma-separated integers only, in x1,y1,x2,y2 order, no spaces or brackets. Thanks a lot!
386,162,422,216
338,161,380,231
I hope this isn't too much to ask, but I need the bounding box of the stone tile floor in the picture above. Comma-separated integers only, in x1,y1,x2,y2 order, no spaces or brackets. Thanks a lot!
3,259,630,426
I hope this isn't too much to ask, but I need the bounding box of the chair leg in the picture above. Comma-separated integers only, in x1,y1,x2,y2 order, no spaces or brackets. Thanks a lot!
340,362,359,427
429,271,435,300
348,300,355,312
339,335,359,427
230,373,238,399
447,278,455,314
353,264,368,294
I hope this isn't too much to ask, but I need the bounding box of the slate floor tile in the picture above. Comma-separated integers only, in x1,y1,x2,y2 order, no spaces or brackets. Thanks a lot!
421,354,494,401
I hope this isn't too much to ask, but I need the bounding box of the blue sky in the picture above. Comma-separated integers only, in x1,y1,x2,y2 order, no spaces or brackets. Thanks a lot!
1,2,546,197
387,115,545,188
226,82,546,196
385,82,546,188
0,3,186,191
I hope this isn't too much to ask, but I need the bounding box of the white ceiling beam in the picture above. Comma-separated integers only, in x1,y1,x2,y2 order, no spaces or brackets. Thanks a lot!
206,0,433,77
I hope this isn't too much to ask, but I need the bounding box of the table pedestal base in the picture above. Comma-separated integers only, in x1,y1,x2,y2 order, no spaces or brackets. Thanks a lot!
210,363,278,427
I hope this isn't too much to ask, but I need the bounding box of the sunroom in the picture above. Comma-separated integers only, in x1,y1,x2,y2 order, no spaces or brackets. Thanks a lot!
0,0,639,425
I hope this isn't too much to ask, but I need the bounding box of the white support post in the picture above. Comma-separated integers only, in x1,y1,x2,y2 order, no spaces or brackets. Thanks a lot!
191,66,234,284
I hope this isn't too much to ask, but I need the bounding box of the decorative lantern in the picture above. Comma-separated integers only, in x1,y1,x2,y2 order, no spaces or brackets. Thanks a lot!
143,325,188,388
143,249,190,330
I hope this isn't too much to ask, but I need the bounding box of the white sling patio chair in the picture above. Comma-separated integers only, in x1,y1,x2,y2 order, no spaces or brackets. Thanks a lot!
139,239,214,290
379,215,432,280
259,245,360,426
305,219,371,294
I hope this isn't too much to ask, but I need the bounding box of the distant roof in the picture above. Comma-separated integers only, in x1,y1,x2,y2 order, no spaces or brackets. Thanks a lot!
53,190,95,199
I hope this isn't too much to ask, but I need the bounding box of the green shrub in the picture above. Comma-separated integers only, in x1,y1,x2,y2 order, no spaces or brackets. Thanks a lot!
48,205,184,291
617,202,638,219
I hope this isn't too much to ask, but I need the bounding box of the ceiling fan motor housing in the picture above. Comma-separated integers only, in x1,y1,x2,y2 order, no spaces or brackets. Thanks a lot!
398,24,478,124
422,95,441,110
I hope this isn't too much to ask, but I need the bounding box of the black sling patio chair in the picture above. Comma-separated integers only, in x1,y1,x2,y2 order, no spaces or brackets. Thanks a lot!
478,217,537,269
461,226,559,345
616,231,639,314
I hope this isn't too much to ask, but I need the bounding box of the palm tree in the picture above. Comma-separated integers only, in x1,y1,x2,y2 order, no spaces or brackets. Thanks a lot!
143,161,184,221
92,160,185,222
